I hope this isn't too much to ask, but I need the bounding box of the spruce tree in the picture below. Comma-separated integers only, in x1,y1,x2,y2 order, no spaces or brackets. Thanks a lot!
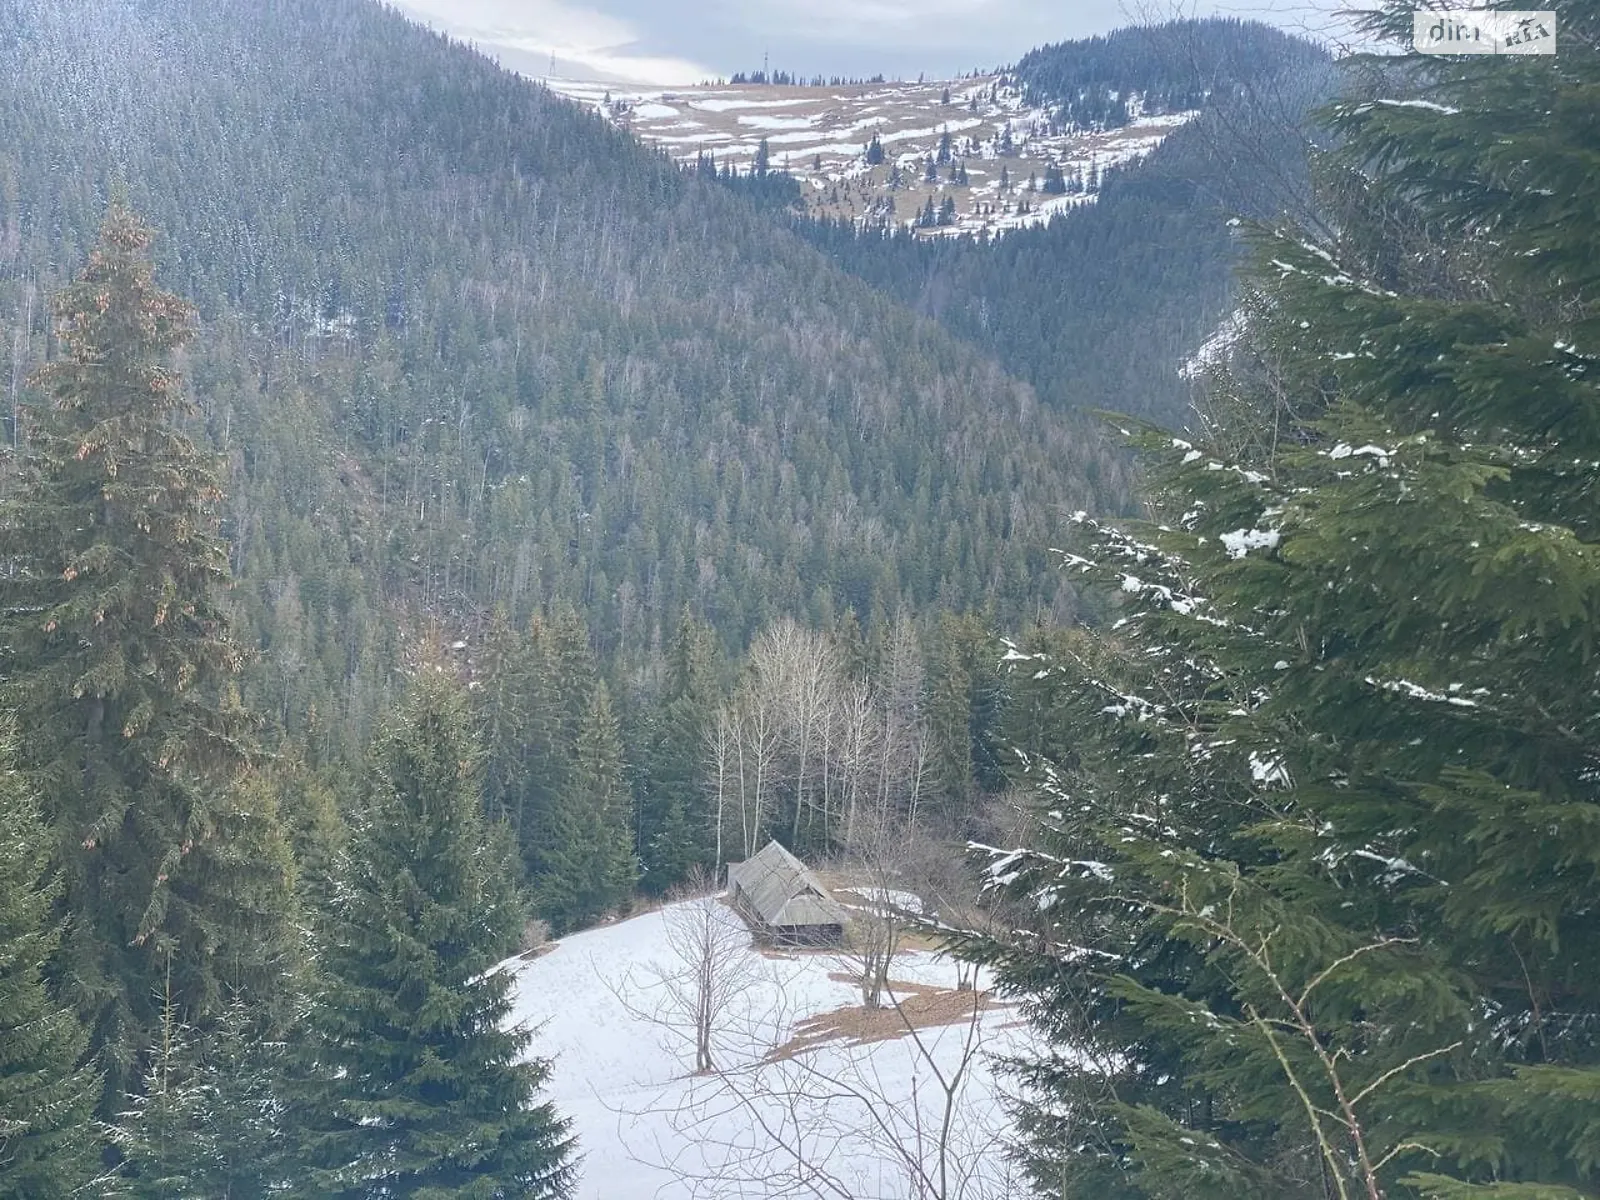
477,604,639,922
970,2,1600,1194
298,674,573,1198
0,205,265,1108
517,611,583,872
479,610,541,837
637,611,722,893
112,776,304,1196
0,739,101,1199
922,613,1003,830
535,679,637,932
114,990,288,1199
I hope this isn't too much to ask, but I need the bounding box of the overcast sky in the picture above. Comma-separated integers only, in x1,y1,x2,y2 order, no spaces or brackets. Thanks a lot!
395,0,1347,86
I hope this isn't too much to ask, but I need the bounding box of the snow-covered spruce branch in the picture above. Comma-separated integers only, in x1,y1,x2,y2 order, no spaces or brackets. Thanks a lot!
1263,230,1399,300
1058,512,1211,613
1056,511,1281,635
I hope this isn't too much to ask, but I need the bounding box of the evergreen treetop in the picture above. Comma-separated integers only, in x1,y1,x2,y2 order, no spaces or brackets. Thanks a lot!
300,672,573,1197
0,204,259,1106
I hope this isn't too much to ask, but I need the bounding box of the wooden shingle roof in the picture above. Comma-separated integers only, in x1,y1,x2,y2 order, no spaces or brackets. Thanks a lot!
727,841,848,929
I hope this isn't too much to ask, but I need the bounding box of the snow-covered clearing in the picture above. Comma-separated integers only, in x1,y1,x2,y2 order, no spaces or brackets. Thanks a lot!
506,898,1032,1199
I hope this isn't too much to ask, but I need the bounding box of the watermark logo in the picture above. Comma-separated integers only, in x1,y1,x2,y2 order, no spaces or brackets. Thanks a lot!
1415,9,1556,54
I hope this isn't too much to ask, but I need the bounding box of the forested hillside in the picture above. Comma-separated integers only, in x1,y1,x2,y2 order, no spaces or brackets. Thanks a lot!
0,0,1130,761
795,19,1336,427
0,7,1137,1186
1014,18,1329,129
25,0,1582,1195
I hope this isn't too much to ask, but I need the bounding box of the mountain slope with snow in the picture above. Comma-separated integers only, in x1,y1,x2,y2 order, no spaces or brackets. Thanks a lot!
546,74,1194,237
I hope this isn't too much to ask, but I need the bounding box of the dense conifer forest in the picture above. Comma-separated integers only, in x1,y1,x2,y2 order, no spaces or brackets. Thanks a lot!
966,3,1600,1194
1,0,1595,1194
0,0,1131,759
0,1,1140,1187
1013,18,1330,129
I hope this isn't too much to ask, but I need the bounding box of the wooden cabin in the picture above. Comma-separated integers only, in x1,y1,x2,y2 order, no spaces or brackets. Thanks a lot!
726,840,847,947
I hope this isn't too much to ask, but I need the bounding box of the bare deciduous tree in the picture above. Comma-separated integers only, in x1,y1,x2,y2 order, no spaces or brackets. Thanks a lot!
835,816,918,1010
703,708,735,871
730,692,781,859
749,619,844,845
877,610,930,831
618,870,765,1075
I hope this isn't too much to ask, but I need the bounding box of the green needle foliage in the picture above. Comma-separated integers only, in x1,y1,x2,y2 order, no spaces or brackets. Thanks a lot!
0,737,101,1199
533,676,637,934
969,2,1600,1196
0,204,271,1110
477,606,636,932
634,610,724,893
299,673,574,1198
113,990,290,1200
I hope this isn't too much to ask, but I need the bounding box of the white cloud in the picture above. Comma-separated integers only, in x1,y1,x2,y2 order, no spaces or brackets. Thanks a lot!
396,0,714,84
396,0,1351,85
726,0,1067,41
702,0,1173,58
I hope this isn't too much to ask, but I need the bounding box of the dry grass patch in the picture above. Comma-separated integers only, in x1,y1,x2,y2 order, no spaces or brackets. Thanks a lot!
767,975,1002,1062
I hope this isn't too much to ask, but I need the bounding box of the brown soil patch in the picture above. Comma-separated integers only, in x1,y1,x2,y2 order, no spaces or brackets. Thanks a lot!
766,976,1002,1062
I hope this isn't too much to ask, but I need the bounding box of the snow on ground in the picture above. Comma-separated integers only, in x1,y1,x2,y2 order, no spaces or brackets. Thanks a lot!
505,898,1032,1199
835,886,925,915
540,73,1195,240
736,114,820,130
694,96,815,112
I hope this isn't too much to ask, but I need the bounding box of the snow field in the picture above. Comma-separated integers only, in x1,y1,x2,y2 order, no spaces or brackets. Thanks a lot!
505,899,1030,1199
